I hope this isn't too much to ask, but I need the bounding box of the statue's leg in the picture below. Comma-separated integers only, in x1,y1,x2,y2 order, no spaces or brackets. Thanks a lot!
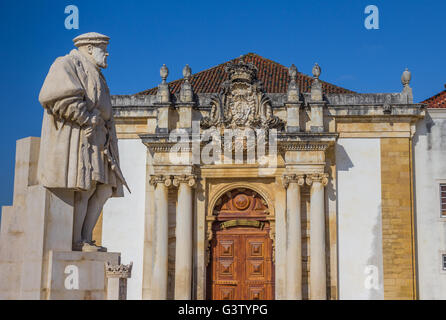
73,187,96,249
81,183,113,242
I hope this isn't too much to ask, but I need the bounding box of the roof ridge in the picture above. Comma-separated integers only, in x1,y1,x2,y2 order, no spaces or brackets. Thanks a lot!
137,53,354,95
421,89,446,103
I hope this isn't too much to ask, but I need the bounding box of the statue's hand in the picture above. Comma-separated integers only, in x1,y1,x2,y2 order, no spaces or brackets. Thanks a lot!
90,115,104,127
85,125,94,138
84,115,105,137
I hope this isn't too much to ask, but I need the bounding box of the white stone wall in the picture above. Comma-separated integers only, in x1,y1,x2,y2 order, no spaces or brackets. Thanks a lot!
414,109,446,299
336,138,384,299
102,139,147,300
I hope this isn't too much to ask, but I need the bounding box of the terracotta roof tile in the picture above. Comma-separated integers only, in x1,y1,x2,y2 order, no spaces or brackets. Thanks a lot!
137,53,354,95
421,86,446,109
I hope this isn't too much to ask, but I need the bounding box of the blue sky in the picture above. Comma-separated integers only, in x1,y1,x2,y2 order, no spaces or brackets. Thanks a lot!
0,0,445,207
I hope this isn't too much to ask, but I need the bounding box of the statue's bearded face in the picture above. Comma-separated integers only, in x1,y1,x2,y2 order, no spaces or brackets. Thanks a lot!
89,44,109,69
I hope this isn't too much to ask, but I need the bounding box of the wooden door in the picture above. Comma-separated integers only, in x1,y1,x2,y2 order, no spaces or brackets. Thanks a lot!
208,189,274,300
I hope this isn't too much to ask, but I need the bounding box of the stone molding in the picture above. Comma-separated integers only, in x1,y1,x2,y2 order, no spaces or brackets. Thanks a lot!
278,142,331,152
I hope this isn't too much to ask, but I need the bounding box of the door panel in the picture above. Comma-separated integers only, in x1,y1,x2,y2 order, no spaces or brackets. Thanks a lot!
211,230,273,300
208,189,274,300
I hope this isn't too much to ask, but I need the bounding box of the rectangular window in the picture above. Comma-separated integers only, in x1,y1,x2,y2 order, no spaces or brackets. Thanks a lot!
443,254,446,271
441,184,446,217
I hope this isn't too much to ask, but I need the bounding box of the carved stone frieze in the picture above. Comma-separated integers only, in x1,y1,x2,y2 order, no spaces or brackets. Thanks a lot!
278,142,331,152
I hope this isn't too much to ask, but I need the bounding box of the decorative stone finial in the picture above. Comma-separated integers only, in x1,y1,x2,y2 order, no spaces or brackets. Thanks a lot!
401,67,413,104
183,64,191,80
312,63,321,79
157,64,170,103
289,64,298,82
401,68,411,87
160,64,169,83
180,64,194,103
287,64,300,103
311,63,323,102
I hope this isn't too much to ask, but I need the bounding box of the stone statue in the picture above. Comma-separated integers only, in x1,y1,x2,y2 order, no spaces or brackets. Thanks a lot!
38,32,129,252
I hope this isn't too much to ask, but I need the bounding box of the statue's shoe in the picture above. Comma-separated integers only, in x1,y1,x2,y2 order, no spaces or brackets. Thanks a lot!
72,241,85,251
82,240,107,252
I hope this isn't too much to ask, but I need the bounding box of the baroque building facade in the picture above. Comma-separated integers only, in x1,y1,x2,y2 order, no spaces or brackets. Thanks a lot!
96,53,445,300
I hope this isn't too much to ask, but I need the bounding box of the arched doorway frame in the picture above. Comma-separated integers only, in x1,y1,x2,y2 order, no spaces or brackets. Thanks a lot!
205,183,276,299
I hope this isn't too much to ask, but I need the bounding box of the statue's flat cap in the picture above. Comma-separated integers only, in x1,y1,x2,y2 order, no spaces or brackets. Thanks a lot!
73,32,110,47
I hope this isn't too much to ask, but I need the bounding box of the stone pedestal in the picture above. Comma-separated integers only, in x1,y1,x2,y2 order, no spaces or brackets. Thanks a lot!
0,137,124,300
44,251,120,300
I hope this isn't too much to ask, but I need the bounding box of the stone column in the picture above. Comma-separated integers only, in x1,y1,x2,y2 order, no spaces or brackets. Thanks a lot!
149,175,172,299
306,173,329,300
283,174,305,300
105,262,133,300
173,175,196,300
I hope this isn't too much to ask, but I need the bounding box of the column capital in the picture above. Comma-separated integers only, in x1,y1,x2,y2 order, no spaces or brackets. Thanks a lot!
105,262,133,279
172,174,197,188
282,174,305,189
149,175,173,187
305,173,329,186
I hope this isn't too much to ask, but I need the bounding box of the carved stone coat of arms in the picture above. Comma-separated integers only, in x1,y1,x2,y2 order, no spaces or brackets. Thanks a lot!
201,60,284,131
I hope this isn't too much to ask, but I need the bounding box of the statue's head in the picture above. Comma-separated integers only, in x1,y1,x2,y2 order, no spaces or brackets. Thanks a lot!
73,32,110,69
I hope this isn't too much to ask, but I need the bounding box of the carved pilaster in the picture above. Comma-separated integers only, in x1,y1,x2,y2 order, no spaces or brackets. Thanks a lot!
268,220,276,263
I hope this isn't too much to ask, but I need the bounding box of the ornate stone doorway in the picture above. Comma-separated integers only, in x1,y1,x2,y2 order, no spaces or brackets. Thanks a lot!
207,188,274,300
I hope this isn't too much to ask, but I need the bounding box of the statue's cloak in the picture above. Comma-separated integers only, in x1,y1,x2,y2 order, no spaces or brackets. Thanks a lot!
38,49,124,197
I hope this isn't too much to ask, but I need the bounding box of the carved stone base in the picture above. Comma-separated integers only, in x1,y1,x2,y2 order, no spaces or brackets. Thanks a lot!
43,251,120,300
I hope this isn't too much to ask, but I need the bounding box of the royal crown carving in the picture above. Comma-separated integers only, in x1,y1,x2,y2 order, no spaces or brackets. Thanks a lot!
201,60,284,130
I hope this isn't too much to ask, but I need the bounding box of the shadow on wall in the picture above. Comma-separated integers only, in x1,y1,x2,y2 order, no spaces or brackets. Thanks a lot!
412,112,433,150
335,144,354,172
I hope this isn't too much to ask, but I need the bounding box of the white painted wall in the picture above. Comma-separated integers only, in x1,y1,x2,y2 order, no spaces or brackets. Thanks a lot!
336,138,384,299
414,109,446,299
102,139,147,300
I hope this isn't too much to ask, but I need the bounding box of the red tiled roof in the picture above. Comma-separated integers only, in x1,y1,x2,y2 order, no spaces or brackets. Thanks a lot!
137,53,355,95
422,86,446,108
